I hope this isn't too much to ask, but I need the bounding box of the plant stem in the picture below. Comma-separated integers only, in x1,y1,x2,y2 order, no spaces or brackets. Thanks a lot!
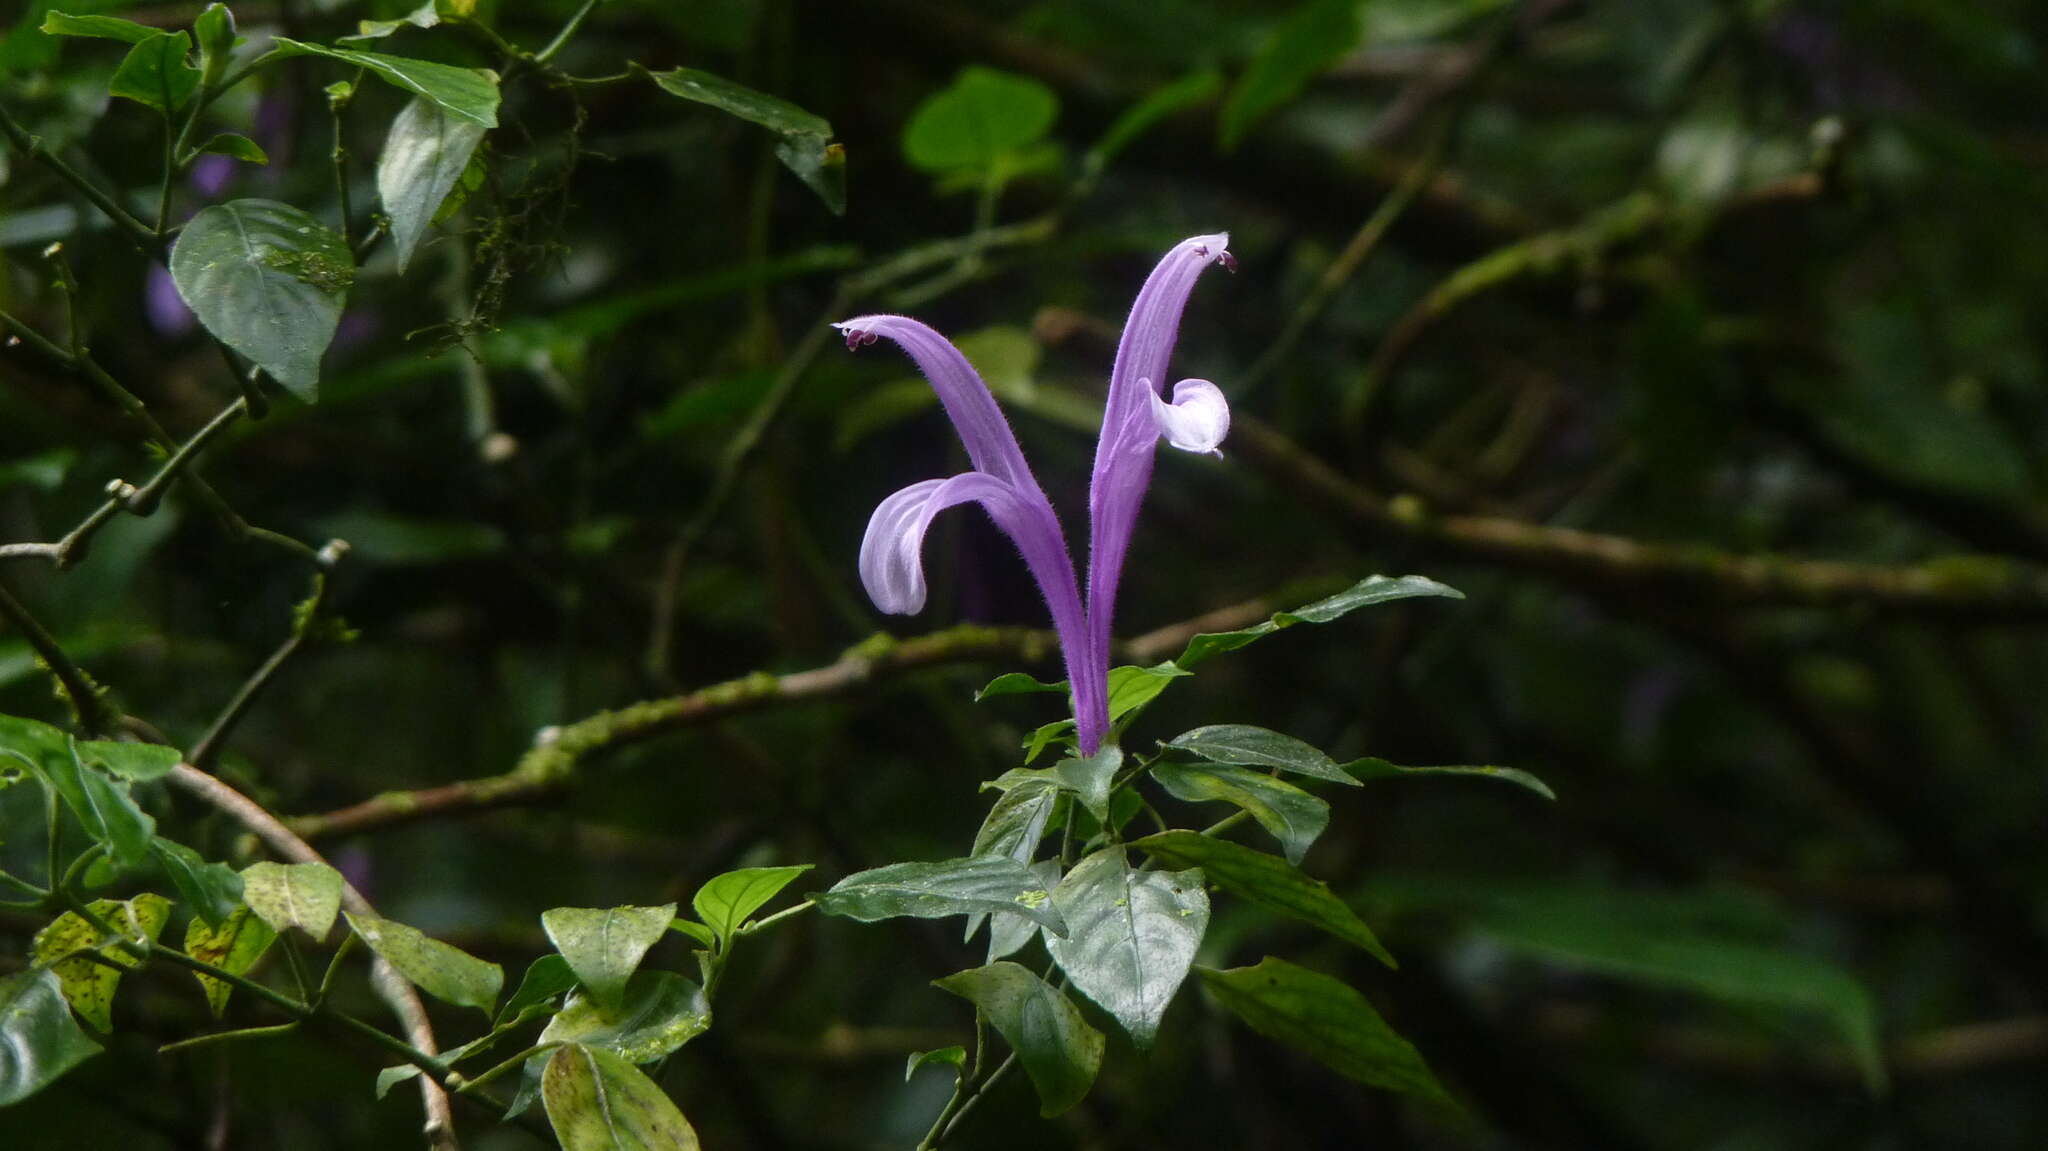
533,0,600,65
188,567,333,769
738,899,816,936
0,579,111,733
0,96,161,252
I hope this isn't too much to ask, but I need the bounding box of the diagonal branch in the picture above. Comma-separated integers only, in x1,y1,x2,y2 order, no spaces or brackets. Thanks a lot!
288,597,1274,841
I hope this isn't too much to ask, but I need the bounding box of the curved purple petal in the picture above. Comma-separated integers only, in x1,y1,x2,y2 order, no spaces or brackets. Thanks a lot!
1151,378,1230,456
1085,234,1233,717
858,469,1105,752
835,314,1037,490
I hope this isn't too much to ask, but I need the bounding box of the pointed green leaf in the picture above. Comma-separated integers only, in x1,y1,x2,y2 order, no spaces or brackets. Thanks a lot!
975,671,1065,701
691,864,813,943
987,860,1060,963
170,199,353,399
1151,763,1330,865
182,906,277,1017
965,777,1060,945
74,740,180,781
1165,724,1360,787
44,738,154,871
667,919,716,948
543,1044,701,1151
497,954,578,1027
540,904,675,1012
905,1044,966,1082
0,970,101,1105
196,132,269,165
933,962,1103,1116
150,838,243,927
1044,847,1208,1049
109,31,201,113
31,894,171,1031
1220,0,1364,150
1132,831,1394,966
1107,662,1191,723
1344,756,1556,800
1177,575,1463,669
272,39,498,127
240,861,344,939
1199,958,1453,1105
645,66,842,214
376,94,488,272
814,857,1067,935
991,745,1123,822
40,12,157,44
540,971,711,1064
344,912,502,1015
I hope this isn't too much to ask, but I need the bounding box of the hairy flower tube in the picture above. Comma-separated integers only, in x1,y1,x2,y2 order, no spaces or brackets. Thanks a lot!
838,233,1234,753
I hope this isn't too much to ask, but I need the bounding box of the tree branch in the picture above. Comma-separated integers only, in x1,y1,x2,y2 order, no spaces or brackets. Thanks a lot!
166,764,461,1149
1229,415,2048,619
289,596,1274,841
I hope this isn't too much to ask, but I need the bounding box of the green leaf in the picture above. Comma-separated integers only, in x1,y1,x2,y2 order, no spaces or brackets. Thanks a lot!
240,860,344,939
196,132,268,165
39,11,156,43
1044,847,1208,1049
975,671,1065,701
1344,756,1556,801
1198,958,1453,1105
972,777,1059,863
31,894,171,1031
44,737,155,871
150,838,243,927
182,906,277,1017
1176,575,1463,669
1164,724,1360,788
1020,718,1077,764
271,39,499,128
540,971,712,1064
343,0,439,42
902,66,1058,175
691,864,813,943
497,954,578,1027
986,860,1060,964
540,904,676,1012
1086,69,1222,177
1150,763,1330,865
109,30,201,113
1132,831,1395,967
814,857,1067,936
543,1044,702,1151
1220,0,1363,150
904,1045,966,1082
667,919,716,948
74,739,180,781
990,745,1123,822
933,962,1103,1116
376,94,488,273
193,4,235,75
645,66,843,214
1107,662,1191,723
344,911,503,1015
170,199,353,400
1389,878,1885,1092
0,970,101,1106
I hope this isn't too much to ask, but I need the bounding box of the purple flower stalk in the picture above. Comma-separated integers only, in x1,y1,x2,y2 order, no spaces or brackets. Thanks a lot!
838,233,1233,754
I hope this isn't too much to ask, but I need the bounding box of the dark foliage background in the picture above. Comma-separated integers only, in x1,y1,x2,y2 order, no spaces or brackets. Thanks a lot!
2,0,2046,1147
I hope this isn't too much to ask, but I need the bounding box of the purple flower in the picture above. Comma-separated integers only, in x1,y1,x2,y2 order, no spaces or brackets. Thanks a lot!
838,233,1233,753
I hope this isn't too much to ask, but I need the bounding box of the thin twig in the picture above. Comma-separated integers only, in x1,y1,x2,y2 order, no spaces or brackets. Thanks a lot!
0,579,113,734
188,561,341,769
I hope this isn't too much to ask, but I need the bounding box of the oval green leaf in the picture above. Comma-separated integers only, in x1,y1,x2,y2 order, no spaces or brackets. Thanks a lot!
344,911,502,1016
240,860,344,940
542,1044,701,1151
0,970,102,1106
171,199,353,400
1198,957,1454,1106
540,903,675,1012
1132,830,1394,967
1043,847,1208,1049
1151,762,1331,865
814,857,1068,936
376,94,488,273
933,961,1103,1117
